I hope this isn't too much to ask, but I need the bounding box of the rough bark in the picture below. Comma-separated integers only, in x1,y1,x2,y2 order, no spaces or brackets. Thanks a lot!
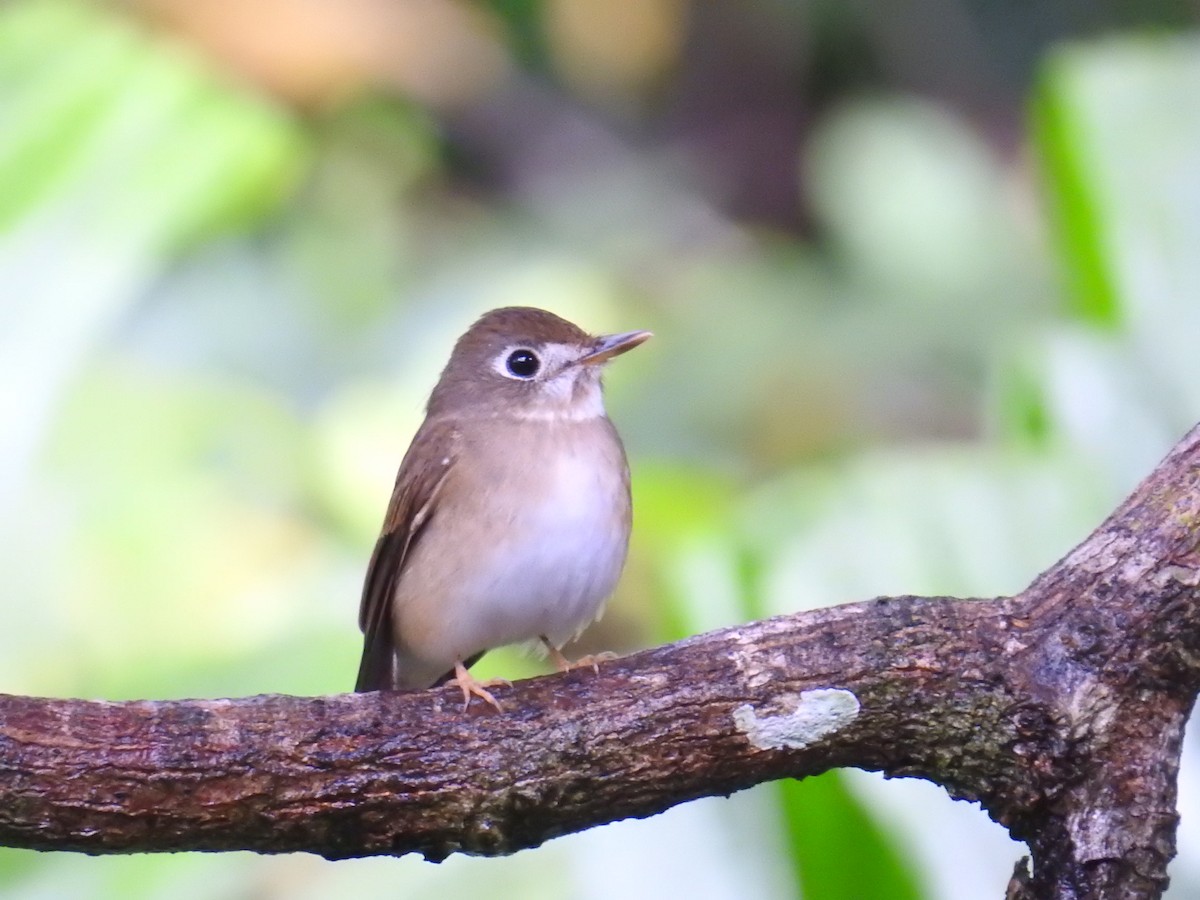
4,424,1200,900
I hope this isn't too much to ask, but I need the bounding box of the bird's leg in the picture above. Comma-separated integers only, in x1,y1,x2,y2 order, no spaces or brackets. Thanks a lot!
541,636,618,674
543,639,573,672
445,660,510,712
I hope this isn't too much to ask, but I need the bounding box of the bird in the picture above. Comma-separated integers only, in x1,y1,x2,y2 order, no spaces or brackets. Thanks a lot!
354,306,651,710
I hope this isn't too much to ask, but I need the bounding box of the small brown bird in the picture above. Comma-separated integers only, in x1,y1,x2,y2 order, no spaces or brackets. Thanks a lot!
354,306,651,710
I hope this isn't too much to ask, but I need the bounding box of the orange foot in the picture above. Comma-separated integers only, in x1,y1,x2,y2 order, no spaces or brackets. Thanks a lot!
445,660,511,712
541,637,618,674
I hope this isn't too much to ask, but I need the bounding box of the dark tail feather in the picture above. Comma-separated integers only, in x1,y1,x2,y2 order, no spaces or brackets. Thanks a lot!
354,632,396,692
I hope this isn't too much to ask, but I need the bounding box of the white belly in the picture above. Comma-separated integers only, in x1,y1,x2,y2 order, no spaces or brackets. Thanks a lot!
391,421,630,687
466,451,627,647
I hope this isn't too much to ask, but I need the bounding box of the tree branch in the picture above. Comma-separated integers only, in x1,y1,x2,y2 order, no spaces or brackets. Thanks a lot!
5,424,1200,899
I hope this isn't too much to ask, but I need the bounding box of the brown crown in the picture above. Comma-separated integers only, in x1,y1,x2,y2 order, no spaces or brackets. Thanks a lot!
454,307,590,354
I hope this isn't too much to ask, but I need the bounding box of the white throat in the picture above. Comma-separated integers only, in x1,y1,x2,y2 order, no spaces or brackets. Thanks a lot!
512,377,606,421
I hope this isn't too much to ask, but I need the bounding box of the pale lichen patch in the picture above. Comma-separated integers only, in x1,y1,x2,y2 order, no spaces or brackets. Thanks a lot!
1153,564,1200,588
733,688,861,751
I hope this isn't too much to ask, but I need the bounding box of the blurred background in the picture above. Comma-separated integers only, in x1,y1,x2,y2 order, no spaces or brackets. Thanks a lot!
2,0,1199,897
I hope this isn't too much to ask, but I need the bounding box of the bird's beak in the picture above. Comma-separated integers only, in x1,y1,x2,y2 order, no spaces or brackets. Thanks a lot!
578,329,653,366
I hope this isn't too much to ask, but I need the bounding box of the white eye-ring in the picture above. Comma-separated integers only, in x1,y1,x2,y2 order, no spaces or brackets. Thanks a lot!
499,347,540,379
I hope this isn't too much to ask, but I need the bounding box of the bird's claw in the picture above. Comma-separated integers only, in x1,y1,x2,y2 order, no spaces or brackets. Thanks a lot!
446,660,510,712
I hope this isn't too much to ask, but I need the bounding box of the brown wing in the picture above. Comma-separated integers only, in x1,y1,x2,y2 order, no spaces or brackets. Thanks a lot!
354,419,458,692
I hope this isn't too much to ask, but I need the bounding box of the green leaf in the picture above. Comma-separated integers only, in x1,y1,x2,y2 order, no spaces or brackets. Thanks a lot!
1033,35,1200,329
777,772,925,900
1030,63,1121,327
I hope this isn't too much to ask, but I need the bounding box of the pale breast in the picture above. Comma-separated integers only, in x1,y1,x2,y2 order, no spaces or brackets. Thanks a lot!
391,417,631,686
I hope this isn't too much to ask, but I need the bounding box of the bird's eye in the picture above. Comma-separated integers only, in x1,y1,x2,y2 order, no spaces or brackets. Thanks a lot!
505,348,540,379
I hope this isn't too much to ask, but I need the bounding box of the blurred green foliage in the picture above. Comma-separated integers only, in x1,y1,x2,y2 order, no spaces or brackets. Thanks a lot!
0,1,305,243
2,1,1200,898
